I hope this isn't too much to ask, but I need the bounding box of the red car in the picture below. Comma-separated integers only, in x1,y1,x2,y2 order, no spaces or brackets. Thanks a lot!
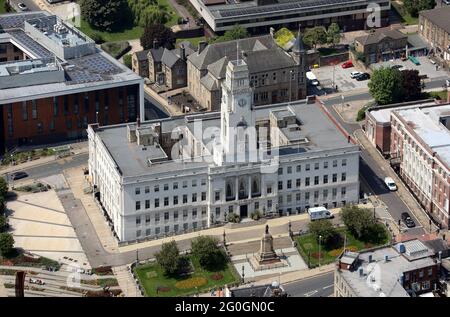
342,61,353,68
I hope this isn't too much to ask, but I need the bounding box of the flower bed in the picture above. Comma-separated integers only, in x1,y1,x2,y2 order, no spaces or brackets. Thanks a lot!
175,277,208,289
210,273,223,281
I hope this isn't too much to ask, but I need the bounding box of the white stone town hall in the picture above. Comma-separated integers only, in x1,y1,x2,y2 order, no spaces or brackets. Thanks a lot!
88,58,360,242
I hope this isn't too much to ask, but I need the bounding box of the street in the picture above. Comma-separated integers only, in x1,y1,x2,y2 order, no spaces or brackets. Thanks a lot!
283,272,334,297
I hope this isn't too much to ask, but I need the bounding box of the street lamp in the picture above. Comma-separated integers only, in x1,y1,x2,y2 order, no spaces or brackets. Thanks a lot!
95,111,99,124
318,235,322,268
241,265,245,284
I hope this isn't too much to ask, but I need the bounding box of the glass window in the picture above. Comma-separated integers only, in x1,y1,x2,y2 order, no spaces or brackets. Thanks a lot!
145,186,150,194
296,165,301,172
314,163,319,170
22,101,28,121
314,176,319,185
164,184,168,191
296,179,301,187
173,196,178,205
305,177,310,186
342,173,347,182
154,185,159,192
287,180,292,189
164,197,169,206
135,187,140,195
278,167,283,175
173,182,178,190
155,198,159,208
135,201,141,210
135,216,141,225
215,191,220,201
306,164,310,171
278,181,283,190
145,200,150,209
287,166,292,174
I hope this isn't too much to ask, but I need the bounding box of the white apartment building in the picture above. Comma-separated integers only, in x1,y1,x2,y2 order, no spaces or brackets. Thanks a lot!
88,59,360,242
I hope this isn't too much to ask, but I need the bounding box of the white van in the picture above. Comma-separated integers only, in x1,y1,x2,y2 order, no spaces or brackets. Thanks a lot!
306,71,320,86
308,206,333,221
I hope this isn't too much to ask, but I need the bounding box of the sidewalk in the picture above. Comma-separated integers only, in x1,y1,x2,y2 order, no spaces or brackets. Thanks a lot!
0,141,88,175
355,129,438,233
112,265,142,297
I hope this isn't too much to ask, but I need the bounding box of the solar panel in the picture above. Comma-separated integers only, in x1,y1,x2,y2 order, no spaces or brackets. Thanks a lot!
8,29,53,58
0,13,46,29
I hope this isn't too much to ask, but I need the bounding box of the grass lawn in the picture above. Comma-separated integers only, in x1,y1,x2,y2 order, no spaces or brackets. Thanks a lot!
176,36,206,47
427,90,449,101
134,256,239,297
0,0,6,14
79,19,144,42
391,2,418,25
295,228,389,268
158,0,182,27
0,249,61,270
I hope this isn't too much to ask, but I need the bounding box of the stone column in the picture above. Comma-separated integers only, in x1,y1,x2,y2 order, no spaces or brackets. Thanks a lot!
248,175,252,199
235,176,239,200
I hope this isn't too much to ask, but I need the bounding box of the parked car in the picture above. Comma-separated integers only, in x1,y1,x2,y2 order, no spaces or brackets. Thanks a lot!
391,65,403,70
401,212,416,228
17,3,28,10
384,177,397,191
29,278,45,285
446,79,450,87
11,171,28,180
356,73,370,81
443,0,450,5
350,71,362,79
308,206,334,221
342,60,354,68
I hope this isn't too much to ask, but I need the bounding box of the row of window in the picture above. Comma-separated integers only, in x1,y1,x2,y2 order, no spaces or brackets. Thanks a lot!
135,207,208,226
134,179,207,195
135,192,207,210
279,187,346,204
278,159,347,175
278,173,347,190
136,221,207,238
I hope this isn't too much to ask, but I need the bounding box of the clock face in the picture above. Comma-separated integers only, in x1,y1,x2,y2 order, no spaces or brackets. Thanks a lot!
238,98,247,107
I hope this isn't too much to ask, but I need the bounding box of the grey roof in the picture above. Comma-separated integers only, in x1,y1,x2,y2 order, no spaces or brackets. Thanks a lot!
420,6,450,34
187,35,276,70
407,34,429,50
0,11,46,30
292,30,305,52
177,41,196,55
355,28,407,46
4,29,53,58
200,73,220,90
135,49,150,61
148,47,165,62
161,48,180,68
207,56,228,79
244,48,296,73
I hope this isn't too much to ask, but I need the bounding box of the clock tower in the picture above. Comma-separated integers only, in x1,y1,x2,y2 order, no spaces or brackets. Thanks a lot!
216,59,255,165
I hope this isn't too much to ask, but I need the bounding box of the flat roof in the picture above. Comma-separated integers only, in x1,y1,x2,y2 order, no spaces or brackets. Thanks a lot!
94,99,358,177
340,242,436,297
0,11,142,103
368,101,437,124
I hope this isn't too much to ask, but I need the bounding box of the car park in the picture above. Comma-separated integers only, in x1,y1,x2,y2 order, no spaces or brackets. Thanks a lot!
350,71,362,78
11,171,28,180
355,73,370,81
384,177,397,191
401,212,416,228
342,60,353,68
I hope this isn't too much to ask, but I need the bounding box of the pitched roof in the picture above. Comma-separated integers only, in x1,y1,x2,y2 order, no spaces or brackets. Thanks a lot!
207,56,228,79
244,48,297,73
292,30,306,53
200,73,219,90
355,28,407,46
420,6,450,34
161,48,181,68
135,49,150,61
187,35,277,70
148,47,165,62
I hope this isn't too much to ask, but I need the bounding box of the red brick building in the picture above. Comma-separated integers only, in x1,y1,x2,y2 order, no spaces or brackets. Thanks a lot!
0,12,144,152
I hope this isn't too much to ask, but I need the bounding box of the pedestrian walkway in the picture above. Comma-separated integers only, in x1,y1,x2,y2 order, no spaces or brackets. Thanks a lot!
112,265,142,297
355,129,438,233
0,275,7,297
0,141,88,175
64,167,119,254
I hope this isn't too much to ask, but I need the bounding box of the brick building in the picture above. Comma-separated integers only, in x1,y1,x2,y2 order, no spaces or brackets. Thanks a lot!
0,12,144,152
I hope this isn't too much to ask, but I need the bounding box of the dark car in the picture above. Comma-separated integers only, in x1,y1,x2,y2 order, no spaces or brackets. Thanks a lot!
11,171,28,180
401,212,416,228
355,73,370,81
391,65,403,70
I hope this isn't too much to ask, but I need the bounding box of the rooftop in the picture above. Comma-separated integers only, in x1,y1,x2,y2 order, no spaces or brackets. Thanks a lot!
93,99,357,178
0,11,141,102
393,103,450,167
339,241,437,297
420,6,450,34
368,100,437,124
355,28,407,46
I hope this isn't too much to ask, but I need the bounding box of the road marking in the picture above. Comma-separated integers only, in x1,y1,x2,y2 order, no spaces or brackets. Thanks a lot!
323,284,333,290
304,290,318,297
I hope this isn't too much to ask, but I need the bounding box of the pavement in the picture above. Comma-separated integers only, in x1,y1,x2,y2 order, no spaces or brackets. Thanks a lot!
112,265,142,297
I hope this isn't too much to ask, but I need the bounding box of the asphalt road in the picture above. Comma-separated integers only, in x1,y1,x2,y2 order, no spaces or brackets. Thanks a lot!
9,0,40,12
283,272,334,297
321,91,426,235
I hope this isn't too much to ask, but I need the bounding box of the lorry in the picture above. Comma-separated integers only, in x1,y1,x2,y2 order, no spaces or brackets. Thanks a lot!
306,71,319,86
308,206,334,221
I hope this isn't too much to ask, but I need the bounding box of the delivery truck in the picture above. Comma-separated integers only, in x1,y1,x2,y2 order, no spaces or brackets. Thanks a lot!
308,206,333,221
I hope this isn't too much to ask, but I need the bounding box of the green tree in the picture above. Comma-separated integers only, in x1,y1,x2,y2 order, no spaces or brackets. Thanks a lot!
80,0,130,31
0,178,7,200
214,25,249,43
326,23,341,46
401,69,422,101
368,67,403,105
308,219,337,246
191,236,226,270
0,232,14,256
341,206,375,239
0,215,6,232
404,0,436,17
140,23,175,50
123,54,132,69
155,241,181,275
0,197,5,216
303,26,327,48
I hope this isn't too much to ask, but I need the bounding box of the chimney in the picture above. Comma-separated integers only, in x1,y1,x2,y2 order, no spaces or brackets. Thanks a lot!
180,44,186,61
198,41,207,54
153,39,159,49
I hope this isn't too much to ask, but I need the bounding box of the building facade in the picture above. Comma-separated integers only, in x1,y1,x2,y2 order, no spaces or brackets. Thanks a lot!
0,12,144,151
131,49,150,78
419,7,450,68
88,59,359,242
187,33,307,112
190,0,390,34
354,28,408,64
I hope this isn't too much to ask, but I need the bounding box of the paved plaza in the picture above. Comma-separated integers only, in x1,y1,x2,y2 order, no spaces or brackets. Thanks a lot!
312,63,370,94
6,189,90,268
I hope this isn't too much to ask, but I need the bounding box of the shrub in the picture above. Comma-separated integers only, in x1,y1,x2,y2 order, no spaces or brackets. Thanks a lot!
155,241,181,275
191,236,227,271
308,219,337,247
0,233,14,256
210,273,223,281
123,54,132,69
174,277,207,289
226,213,240,223
250,210,262,220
